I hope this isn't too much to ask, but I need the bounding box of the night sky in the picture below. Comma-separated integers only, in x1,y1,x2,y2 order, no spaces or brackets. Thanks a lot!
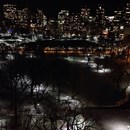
0,0,129,18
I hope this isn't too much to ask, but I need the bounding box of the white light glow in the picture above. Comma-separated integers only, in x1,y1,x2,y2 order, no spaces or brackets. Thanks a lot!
6,54,15,60
103,120,130,130
92,68,111,73
126,86,130,93
88,63,97,68
64,57,88,64
77,60,88,63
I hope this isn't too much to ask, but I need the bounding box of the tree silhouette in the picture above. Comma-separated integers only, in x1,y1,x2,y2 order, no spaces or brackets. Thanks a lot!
0,61,31,129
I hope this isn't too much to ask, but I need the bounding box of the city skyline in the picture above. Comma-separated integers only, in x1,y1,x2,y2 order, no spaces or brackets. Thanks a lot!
1,2,130,41
0,0,129,18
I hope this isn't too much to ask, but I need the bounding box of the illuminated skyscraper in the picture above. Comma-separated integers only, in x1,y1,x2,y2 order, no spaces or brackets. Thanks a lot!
70,13,81,35
121,3,130,34
113,10,123,32
3,4,30,29
58,10,70,35
80,6,91,37
123,3,130,26
58,10,69,22
109,10,124,40
30,9,47,32
80,6,90,20
3,4,17,22
95,5,106,26
36,9,47,27
46,19,59,37
17,8,29,28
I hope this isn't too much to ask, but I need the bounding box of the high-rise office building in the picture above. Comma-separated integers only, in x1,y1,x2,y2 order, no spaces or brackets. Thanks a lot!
17,8,29,28
112,11,123,32
123,3,130,26
80,6,90,36
58,10,69,22
30,9,47,32
121,3,130,34
3,4,17,21
80,6,90,20
95,5,106,26
36,9,47,28
3,4,30,29
58,10,70,35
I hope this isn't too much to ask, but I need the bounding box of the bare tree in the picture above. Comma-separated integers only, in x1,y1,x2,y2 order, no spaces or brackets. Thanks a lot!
0,62,31,129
